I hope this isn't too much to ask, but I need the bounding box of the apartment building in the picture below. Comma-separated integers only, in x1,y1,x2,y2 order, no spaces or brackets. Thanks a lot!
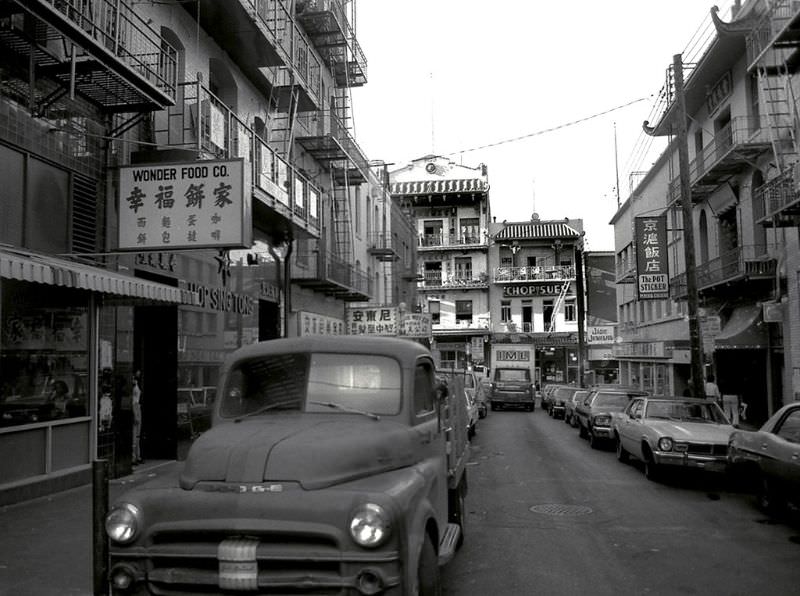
488,216,584,387
612,1,800,426
0,0,406,504
390,156,491,368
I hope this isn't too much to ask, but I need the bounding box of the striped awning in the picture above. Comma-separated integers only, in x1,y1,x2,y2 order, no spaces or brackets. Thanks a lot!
494,222,581,240
390,178,488,195
0,248,198,305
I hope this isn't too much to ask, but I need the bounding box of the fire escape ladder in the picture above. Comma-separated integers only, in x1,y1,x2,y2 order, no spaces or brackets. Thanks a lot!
547,280,571,333
331,167,354,273
757,64,797,171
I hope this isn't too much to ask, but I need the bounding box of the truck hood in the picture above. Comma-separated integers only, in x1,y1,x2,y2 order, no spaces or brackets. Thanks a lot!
180,416,418,490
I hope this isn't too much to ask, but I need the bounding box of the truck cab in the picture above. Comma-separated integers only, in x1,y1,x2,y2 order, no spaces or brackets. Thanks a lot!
105,336,468,595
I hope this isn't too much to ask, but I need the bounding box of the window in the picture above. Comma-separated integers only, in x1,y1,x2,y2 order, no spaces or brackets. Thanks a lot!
455,300,472,323
564,299,576,322
460,217,479,243
454,257,472,281
501,300,511,322
413,363,436,416
429,300,440,324
777,409,800,443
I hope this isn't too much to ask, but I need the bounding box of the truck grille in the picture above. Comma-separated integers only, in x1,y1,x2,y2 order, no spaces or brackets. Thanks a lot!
130,529,400,594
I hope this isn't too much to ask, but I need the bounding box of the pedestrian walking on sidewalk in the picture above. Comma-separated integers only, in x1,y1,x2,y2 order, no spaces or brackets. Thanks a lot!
132,373,143,465
704,374,721,405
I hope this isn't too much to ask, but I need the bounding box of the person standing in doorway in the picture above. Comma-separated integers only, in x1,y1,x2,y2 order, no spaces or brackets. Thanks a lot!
132,372,143,465
704,374,721,405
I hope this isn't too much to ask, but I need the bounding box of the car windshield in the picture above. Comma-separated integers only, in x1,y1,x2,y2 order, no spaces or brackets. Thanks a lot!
572,391,589,403
220,352,402,418
496,369,530,382
592,393,631,409
645,401,728,424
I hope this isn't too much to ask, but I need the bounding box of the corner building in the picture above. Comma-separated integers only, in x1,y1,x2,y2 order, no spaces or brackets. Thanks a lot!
0,1,407,504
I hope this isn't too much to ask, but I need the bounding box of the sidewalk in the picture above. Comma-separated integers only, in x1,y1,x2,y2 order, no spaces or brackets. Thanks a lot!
0,461,181,596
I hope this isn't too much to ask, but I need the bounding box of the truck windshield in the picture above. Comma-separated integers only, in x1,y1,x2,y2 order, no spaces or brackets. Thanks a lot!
220,352,402,418
496,369,530,382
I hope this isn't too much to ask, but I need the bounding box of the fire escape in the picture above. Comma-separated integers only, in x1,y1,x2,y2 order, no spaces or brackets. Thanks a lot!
289,0,371,300
745,0,800,227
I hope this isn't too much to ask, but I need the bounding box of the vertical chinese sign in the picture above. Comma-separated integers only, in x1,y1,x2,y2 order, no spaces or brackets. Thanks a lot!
118,159,249,250
634,215,669,300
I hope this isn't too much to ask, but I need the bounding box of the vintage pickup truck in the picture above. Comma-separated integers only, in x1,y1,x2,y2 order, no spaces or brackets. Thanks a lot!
105,336,469,595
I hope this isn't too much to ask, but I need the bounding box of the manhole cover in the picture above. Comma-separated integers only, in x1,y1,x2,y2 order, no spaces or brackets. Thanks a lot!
529,504,593,516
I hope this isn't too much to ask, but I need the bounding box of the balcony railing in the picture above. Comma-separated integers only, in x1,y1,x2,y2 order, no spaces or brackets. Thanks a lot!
418,272,489,289
418,233,487,249
432,319,490,333
493,266,575,283
492,322,536,334
4,0,177,110
153,78,321,237
670,245,777,298
616,262,636,284
754,165,800,225
689,117,770,199
746,0,800,70
367,233,398,261
293,249,370,301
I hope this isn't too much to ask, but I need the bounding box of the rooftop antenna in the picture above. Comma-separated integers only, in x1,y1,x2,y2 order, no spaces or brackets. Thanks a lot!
614,122,621,208
429,71,435,154
532,178,539,220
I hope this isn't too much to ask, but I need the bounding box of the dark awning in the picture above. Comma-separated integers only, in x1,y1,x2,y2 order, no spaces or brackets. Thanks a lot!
714,305,766,350
0,248,198,305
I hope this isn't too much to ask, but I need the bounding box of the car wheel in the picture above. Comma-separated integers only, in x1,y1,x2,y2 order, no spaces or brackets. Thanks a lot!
417,534,441,596
578,422,588,439
615,436,629,463
490,401,498,411
643,449,660,482
757,475,786,517
467,423,475,440
588,431,600,449
564,414,571,425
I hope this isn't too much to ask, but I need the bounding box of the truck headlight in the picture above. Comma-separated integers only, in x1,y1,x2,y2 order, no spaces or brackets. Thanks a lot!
658,437,674,452
350,503,391,548
105,503,141,544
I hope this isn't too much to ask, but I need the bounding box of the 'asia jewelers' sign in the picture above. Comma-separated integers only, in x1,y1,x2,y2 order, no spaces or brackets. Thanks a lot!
634,215,669,300
118,159,249,250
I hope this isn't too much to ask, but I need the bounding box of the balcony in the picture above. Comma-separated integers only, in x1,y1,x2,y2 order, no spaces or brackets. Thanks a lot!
153,78,321,241
367,233,398,262
0,0,176,112
296,0,367,87
493,265,575,283
418,233,488,251
418,272,489,290
754,165,800,226
689,117,771,201
746,0,800,73
432,319,490,334
291,110,370,185
185,1,321,109
670,245,777,298
293,248,370,301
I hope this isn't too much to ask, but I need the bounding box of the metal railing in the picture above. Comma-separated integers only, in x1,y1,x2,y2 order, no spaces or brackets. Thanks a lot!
689,117,767,181
670,244,776,296
39,0,177,99
754,166,800,222
745,0,800,68
418,233,486,248
154,78,320,231
493,265,575,283
418,272,489,289
294,249,370,296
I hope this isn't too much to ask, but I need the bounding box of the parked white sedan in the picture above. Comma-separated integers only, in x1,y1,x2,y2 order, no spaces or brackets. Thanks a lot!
614,396,735,481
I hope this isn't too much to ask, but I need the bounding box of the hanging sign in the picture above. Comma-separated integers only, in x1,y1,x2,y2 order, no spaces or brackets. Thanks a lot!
634,215,669,300
118,159,249,250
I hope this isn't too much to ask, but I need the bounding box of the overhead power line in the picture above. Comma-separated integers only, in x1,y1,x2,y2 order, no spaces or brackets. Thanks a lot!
446,96,652,156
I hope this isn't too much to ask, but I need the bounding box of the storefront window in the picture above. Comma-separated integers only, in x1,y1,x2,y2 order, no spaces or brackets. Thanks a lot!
1,281,89,427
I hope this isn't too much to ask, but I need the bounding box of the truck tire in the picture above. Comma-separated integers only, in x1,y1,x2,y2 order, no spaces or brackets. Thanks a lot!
417,534,441,596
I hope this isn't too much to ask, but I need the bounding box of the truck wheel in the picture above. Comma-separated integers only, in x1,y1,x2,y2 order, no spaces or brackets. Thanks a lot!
491,401,500,411
417,534,441,596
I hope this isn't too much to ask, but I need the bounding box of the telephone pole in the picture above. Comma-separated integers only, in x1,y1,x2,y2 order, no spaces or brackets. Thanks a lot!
673,54,706,398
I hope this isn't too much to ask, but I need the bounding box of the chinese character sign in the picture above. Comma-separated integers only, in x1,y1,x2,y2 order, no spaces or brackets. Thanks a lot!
118,159,248,250
634,215,669,300
401,313,432,338
345,306,398,336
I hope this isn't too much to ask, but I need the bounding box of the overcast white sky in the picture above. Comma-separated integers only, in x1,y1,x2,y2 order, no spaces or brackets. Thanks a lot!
350,0,737,251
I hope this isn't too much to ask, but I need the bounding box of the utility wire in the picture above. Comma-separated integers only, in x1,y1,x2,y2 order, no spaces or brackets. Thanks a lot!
446,96,652,156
